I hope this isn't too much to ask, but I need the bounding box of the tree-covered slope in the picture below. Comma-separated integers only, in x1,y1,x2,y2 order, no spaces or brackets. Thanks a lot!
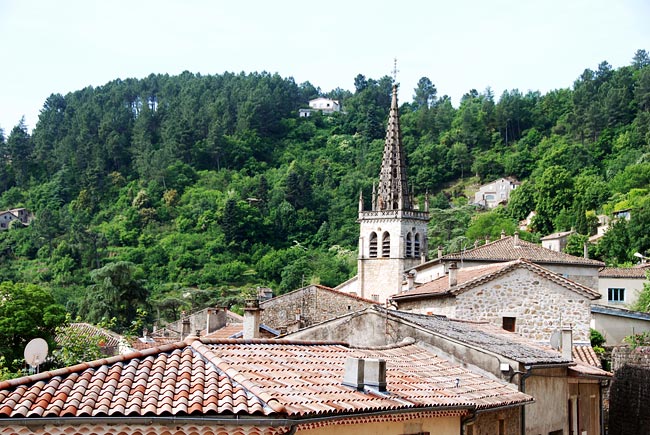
0,50,649,330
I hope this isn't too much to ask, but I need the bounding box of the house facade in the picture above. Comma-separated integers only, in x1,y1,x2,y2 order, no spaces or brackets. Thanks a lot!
473,177,520,208
392,259,601,343
0,208,32,230
598,266,649,308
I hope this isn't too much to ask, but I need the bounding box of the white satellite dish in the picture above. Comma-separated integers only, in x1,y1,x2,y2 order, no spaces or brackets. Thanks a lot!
24,338,49,371
550,330,561,350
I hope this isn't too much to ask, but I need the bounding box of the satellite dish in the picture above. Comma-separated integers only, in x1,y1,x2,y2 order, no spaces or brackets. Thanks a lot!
550,330,561,350
24,338,48,370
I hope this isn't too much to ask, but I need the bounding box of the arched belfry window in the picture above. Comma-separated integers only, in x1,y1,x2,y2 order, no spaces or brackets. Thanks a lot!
369,232,378,258
406,232,413,258
414,233,421,258
382,232,391,257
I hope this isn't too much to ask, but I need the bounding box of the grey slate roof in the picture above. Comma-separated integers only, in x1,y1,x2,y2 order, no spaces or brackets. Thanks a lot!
376,306,572,365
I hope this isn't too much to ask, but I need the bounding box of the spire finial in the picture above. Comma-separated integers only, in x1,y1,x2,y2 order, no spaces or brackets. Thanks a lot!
392,57,399,84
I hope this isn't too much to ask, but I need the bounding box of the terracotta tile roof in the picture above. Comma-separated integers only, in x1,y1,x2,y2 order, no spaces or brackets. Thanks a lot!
443,236,604,266
572,344,602,368
600,267,649,278
380,307,572,365
0,338,532,423
540,230,575,240
193,339,531,415
1,424,289,435
393,259,601,301
204,323,246,339
55,323,122,350
568,360,612,379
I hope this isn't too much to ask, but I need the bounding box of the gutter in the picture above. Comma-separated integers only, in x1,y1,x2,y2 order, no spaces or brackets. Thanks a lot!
0,405,477,431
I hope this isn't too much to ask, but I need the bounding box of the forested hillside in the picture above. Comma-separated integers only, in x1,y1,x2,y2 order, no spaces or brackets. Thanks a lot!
1,50,649,335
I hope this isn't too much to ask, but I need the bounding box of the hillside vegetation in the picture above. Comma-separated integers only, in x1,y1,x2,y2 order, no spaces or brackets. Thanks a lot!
1,50,649,332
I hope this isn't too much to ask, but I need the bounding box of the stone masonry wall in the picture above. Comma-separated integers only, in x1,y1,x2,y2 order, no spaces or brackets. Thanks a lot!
260,285,374,331
455,268,591,342
470,407,520,435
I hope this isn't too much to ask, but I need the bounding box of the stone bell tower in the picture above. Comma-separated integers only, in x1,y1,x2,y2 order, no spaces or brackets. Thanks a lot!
357,84,430,304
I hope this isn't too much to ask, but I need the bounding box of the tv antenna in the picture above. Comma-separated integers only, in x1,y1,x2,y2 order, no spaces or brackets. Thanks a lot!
24,338,48,374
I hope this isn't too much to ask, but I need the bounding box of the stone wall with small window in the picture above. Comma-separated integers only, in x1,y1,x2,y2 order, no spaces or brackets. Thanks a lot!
396,268,592,342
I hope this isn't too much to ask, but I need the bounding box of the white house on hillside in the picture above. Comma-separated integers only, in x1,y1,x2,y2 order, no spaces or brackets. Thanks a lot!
473,177,520,208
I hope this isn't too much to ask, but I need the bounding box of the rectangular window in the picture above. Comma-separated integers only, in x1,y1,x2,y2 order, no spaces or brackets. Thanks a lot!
502,317,516,332
498,418,505,435
608,288,625,302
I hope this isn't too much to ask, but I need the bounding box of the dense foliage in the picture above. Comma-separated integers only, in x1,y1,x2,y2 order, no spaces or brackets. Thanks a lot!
0,50,649,338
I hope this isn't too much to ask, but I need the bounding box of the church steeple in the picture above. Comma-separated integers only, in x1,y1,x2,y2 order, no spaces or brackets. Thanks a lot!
376,84,411,211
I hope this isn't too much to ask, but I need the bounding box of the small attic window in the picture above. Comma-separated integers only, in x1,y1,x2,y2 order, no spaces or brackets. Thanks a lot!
502,317,516,332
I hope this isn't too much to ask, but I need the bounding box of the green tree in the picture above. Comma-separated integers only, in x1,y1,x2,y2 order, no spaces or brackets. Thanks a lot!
0,282,66,370
630,275,650,312
533,166,574,234
80,261,149,332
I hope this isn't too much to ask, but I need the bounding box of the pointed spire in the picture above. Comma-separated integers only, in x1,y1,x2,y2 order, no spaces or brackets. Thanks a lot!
376,84,411,211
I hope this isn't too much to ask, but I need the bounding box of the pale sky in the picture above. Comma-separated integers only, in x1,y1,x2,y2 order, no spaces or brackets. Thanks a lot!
1,0,649,134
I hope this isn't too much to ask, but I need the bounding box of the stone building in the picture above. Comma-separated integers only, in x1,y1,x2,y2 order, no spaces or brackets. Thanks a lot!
259,284,375,333
339,84,429,304
285,305,610,435
391,259,601,343
410,233,604,291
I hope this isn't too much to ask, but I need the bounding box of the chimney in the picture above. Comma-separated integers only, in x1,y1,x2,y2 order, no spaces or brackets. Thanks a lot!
437,246,443,259
243,298,263,339
513,231,520,247
342,357,387,392
363,358,387,391
406,270,416,291
500,229,506,239
474,240,479,249
485,234,490,244
206,307,227,335
448,262,458,287
583,242,589,259
561,327,573,361
181,313,191,340
343,357,365,390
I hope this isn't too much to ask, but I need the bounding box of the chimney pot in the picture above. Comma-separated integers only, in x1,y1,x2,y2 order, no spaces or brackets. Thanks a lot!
406,270,416,291
513,231,519,246
363,358,387,391
561,327,573,361
501,229,506,239
437,246,443,259
343,357,365,390
448,262,458,287
243,299,263,339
